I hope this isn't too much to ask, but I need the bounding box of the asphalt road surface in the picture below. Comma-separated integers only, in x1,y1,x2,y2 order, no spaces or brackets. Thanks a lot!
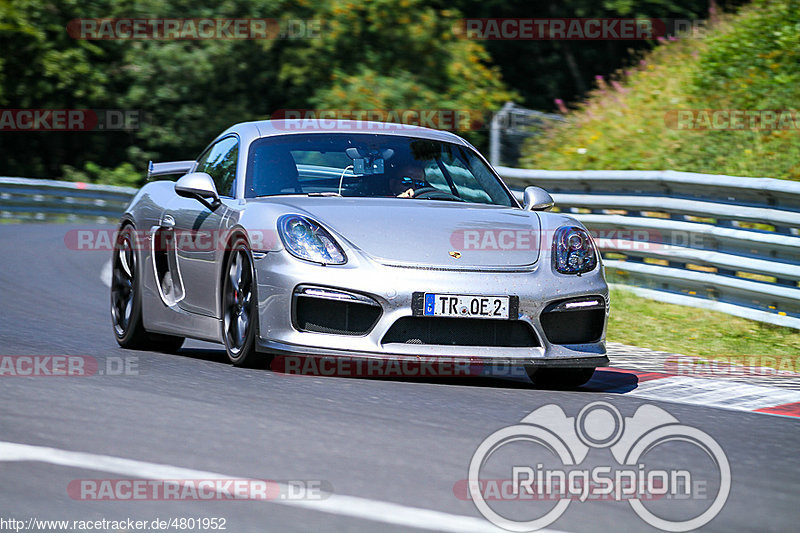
0,224,798,532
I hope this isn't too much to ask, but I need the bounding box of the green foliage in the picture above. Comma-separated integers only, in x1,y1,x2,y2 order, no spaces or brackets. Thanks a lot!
0,0,126,177
521,0,800,180
281,0,516,146
62,161,142,187
440,0,726,112
0,0,515,183
691,0,800,108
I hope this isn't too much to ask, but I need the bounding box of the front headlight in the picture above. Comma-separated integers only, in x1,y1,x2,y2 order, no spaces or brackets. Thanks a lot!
553,226,597,275
278,215,347,265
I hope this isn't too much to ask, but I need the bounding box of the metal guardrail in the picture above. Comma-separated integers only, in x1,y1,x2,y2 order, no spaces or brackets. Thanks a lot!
499,167,800,329
0,177,136,223
3,170,800,329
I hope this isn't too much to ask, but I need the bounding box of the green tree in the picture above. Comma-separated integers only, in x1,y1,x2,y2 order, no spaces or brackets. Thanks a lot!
0,0,126,177
1,0,517,183
278,0,516,145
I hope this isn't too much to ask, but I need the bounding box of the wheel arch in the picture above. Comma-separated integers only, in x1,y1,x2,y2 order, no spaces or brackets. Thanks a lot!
118,213,136,228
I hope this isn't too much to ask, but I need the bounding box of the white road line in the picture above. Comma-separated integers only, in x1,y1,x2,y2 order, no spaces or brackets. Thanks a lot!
625,376,800,411
100,259,112,288
0,441,563,533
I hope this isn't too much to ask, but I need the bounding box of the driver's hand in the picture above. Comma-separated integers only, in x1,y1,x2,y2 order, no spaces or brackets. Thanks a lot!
397,188,415,198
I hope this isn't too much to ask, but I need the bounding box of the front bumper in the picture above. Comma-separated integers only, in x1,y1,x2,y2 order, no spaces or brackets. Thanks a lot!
253,249,609,367
257,338,607,368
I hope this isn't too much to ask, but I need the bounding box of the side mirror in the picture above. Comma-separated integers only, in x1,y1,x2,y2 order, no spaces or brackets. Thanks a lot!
175,172,220,208
522,186,554,211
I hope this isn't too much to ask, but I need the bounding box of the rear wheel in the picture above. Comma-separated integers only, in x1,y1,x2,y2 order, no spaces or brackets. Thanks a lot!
526,367,595,389
111,224,184,353
222,239,261,367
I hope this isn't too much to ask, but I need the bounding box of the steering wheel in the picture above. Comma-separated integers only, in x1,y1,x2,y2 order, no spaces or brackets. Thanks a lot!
412,187,465,202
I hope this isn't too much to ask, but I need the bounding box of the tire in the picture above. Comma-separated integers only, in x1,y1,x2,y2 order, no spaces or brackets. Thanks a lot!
221,238,262,367
111,224,185,353
526,367,595,389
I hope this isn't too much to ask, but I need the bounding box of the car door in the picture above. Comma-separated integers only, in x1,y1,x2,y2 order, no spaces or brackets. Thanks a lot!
163,135,239,317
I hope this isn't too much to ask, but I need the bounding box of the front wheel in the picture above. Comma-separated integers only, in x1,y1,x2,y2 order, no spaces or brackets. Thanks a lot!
526,367,595,389
111,224,184,353
221,239,262,367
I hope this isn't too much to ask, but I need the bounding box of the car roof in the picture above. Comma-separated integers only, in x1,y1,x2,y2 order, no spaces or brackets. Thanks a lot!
219,119,471,146
207,119,513,205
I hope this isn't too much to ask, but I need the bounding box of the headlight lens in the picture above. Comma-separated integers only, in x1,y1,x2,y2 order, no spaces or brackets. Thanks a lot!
553,226,597,275
278,215,347,265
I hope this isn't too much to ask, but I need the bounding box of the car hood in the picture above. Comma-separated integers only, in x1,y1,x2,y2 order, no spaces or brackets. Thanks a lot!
254,197,542,269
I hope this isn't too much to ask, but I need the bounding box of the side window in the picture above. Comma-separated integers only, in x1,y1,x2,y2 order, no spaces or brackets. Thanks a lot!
195,137,239,197
438,150,493,204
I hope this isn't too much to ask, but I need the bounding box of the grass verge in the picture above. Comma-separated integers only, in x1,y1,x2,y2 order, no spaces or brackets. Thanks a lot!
607,288,800,369
521,0,800,180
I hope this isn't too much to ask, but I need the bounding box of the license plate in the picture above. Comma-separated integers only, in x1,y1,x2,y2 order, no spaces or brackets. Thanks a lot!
423,294,509,319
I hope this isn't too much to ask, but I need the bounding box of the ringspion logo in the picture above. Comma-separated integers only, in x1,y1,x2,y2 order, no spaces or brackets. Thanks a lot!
466,401,730,531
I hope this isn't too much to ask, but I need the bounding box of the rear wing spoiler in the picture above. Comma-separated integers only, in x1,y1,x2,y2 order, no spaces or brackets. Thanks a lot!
147,160,195,179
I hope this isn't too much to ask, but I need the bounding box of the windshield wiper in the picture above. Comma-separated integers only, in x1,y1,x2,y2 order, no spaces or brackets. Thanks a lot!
307,192,342,197
420,195,466,202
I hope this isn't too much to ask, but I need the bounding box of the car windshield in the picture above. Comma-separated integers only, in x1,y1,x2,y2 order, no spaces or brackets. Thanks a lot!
245,133,515,206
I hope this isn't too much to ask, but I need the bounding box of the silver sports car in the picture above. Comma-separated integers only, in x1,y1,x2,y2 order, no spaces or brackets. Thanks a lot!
111,120,608,387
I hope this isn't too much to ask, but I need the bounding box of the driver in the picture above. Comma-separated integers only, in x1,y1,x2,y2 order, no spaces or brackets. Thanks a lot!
389,162,423,198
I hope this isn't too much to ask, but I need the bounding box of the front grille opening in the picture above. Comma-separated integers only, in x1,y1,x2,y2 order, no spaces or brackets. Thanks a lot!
540,308,605,345
294,295,381,336
382,317,539,347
